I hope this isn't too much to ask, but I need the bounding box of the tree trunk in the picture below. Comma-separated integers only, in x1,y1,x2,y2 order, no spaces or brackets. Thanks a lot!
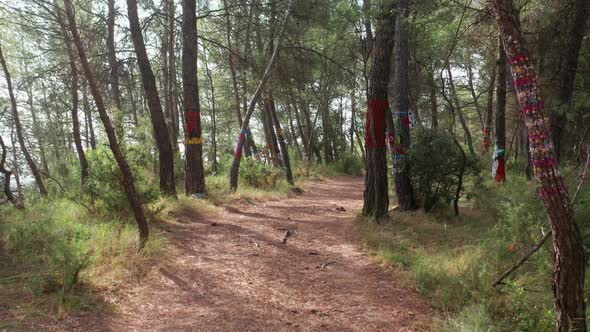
494,38,507,183
483,61,496,153
223,0,244,128
392,0,416,211
270,99,295,185
57,10,89,187
108,0,125,144
362,0,396,218
467,60,485,131
229,0,293,190
264,95,282,166
287,104,303,160
0,136,24,209
182,0,206,195
552,0,589,161
429,69,438,129
26,85,49,175
127,0,176,196
0,44,47,197
292,96,310,160
65,0,149,245
446,65,475,155
203,46,218,174
82,81,97,149
9,129,23,199
493,1,587,330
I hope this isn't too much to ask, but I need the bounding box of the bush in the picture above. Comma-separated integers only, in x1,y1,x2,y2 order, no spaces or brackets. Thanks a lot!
409,127,481,211
239,157,282,189
84,146,160,215
0,199,165,305
328,153,364,176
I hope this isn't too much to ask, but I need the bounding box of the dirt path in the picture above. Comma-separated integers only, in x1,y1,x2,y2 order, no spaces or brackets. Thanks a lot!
68,176,432,331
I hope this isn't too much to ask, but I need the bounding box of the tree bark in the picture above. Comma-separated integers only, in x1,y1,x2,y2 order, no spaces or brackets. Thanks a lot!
270,99,295,185
0,44,47,197
229,0,293,190
108,0,125,143
25,85,49,175
65,0,149,245
446,65,475,155
82,81,97,149
0,135,24,209
392,0,416,211
203,46,218,174
127,0,176,196
494,38,507,183
362,0,396,218
223,0,244,128
429,69,438,129
483,61,495,153
57,10,89,187
493,1,586,330
182,0,206,195
552,0,589,161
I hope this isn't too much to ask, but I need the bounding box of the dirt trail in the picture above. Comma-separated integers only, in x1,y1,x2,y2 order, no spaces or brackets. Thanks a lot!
68,176,432,331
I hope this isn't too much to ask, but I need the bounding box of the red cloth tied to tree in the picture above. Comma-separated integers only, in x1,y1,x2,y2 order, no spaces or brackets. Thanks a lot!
186,112,201,139
365,99,388,149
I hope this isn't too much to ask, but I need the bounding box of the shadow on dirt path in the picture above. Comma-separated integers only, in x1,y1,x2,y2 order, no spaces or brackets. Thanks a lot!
64,176,432,331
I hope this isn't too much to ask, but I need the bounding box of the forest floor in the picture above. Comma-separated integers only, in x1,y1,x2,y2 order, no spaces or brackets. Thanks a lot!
58,176,433,331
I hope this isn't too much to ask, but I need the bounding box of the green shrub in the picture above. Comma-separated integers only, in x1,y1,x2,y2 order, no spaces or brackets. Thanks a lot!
84,146,160,215
409,127,481,211
327,153,364,176
239,157,282,189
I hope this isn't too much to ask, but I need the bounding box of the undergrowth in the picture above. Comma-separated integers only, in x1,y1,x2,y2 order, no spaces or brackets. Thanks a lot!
356,164,590,331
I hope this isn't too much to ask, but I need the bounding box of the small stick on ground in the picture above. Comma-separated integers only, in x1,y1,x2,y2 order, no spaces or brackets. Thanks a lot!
321,261,336,270
281,230,292,244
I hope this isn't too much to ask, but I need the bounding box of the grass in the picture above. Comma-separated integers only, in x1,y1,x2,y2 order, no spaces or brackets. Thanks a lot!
353,167,589,331
0,199,167,327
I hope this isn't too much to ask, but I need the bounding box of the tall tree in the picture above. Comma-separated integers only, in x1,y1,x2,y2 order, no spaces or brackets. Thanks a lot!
0,44,48,197
183,0,206,195
107,0,124,142
127,0,177,196
0,135,23,209
362,0,396,218
229,0,294,190
56,10,89,186
494,38,507,183
393,0,416,211
552,0,589,161
65,0,149,245
493,0,586,329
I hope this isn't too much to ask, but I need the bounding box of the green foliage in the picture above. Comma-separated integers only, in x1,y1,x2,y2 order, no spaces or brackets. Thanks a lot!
0,200,165,310
84,146,160,214
409,127,481,211
357,167,590,331
239,157,282,189
327,153,364,176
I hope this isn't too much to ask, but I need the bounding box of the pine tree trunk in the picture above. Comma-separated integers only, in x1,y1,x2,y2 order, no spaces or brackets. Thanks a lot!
65,0,149,245
0,136,24,209
494,38,507,183
362,0,396,218
82,81,97,149
127,0,176,196
182,0,206,195
229,0,293,190
446,65,475,155
203,47,218,174
26,86,49,175
429,69,438,129
57,11,89,186
392,0,416,211
552,0,589,161
107,0,125,145
493,1,587,329
0,44,47,197
483,61,495,153
270,100,294,185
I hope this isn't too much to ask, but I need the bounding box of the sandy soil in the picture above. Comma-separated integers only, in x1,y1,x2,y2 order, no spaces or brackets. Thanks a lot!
61,176,432,331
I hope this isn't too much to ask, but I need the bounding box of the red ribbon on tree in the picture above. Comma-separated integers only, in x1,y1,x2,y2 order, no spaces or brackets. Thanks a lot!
365,99,388,149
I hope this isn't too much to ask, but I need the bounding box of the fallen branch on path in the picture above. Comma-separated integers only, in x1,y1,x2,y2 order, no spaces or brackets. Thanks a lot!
281,230,292,244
